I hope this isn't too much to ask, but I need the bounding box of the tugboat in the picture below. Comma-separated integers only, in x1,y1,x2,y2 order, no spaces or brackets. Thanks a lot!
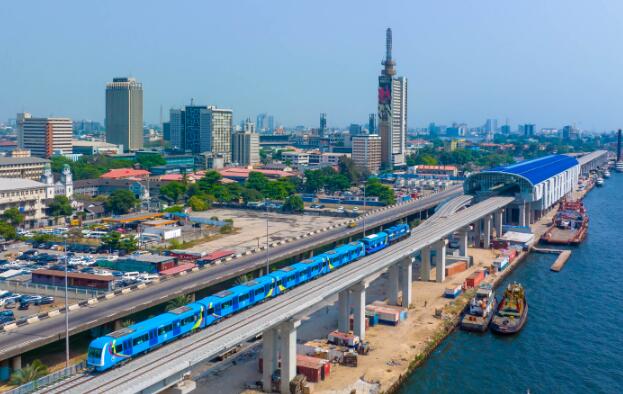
490,282,528,335
541,199,588,245
461,283,497,332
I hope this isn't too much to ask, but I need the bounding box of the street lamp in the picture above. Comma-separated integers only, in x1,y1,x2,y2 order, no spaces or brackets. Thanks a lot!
265,198,270,275
63,234,69,368
362,182,367,237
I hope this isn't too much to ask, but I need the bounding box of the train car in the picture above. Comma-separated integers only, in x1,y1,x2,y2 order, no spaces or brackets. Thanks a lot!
323,242,365,270
268,265,302,295
296,255,329,281
360,232,388,254
387,224,410,243
87,302,204,371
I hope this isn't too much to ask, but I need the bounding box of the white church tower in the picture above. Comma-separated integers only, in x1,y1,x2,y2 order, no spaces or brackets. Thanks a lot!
41,164,55,199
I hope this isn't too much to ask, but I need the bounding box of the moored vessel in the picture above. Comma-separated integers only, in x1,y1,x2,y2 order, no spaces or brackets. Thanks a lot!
541,199,588,245
491,282,528,335
603,170,611,178
596,177,604,186
616,162,623,173
461,283,497,332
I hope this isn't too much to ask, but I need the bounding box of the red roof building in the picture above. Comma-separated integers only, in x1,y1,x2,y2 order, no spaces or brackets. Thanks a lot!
218,167,295,181
159,262,196,276
100,168,150,180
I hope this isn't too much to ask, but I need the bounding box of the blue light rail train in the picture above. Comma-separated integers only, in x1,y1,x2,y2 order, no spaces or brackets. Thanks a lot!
87,223,410,371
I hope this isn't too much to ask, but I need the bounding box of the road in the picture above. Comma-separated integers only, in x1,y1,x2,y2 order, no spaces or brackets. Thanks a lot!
44,195,511,394
0,186,462,362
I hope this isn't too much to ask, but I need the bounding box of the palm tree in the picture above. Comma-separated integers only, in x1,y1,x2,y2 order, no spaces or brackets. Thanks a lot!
9,359,48,386
165,295,192,311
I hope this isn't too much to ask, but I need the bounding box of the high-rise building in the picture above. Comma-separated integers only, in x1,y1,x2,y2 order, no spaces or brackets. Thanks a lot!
169,108,186,150
232,120,260,166
21,117,72,158
378,28,407,169
200,106,233,162
520,124,536,137
352,134,382,173
500,124,511,135
349,124,363,136
105,77,143,152
162,122,170,143
267,115,275,133
368,113,376,134
256,113,275,133
16,112,31,148
319,113,327,137
185,105,208,153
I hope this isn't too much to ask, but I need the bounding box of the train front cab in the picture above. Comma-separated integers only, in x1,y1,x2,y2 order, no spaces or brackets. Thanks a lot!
361,232,388,254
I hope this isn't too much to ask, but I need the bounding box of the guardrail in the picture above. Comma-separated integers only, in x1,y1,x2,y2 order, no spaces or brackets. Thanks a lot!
4,360,87,394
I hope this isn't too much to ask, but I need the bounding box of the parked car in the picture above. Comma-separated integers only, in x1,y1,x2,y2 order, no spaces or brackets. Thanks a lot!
38,296,54,305
18,302,30,310
310,204,325,209
0,310,15,324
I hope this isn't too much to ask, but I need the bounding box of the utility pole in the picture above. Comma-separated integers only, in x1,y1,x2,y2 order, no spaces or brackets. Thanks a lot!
363,182,367,237
265,199,270,275
64,235,69,368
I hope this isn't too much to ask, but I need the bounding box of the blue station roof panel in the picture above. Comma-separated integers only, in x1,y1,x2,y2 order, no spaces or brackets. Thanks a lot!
485,154,578,185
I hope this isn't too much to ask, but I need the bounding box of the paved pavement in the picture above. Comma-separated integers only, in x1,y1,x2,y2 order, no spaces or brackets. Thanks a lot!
0,186,461,362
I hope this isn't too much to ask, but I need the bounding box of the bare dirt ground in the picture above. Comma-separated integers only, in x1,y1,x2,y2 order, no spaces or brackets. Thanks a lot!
186,209,341,254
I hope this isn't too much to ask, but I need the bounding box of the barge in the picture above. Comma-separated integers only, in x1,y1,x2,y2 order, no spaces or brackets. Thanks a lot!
541,199,588,245
460,284,497,332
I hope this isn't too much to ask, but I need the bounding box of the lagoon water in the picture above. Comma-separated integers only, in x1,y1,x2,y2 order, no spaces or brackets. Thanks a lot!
399,174,623,394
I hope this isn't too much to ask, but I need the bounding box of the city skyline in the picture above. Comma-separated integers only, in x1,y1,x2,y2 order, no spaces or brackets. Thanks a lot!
2,1,623,131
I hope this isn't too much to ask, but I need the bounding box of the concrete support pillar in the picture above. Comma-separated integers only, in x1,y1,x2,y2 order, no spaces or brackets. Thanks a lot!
262,328,277,392
435,239,447,283
519,203,526,226
458,229,468,256
279,320,300,394
351,282,368,340
309,249,314,258
337,290,350,333
483,215,492,249
400,257,412,308
10,356,21,372
188,293,196,302
496,209,504,237
388,264,400,305
114,319,123,331
420,246,431,281
473,220,481,247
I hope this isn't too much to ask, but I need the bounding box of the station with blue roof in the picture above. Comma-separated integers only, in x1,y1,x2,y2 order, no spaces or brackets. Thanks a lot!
465,154,580,225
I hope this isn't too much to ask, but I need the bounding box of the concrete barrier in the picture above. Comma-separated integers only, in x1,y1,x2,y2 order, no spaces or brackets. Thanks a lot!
3,323,18,331
105,293,115,299
48,309,61,317
68,304,80,311
27,316,40,324
121,288,131,294
87,298,98,305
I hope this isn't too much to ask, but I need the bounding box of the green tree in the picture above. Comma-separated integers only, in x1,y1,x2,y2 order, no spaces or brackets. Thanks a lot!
164,205,185,213
119,237,138,252
188,195,208,211
325,174,351,194
101,231,122,251
303,169,325,193
197,171,222,192
166,295,192,311
2,207,24,226
106,190,138,215
9,359,48,386
241,188,263,203
0,221,17,240
246,172,269,192
283,195,304,213
338,156,361,184
417,154,438,165
48,195,73,218
366,177,396,205
136,153,166,170
160,181,187,202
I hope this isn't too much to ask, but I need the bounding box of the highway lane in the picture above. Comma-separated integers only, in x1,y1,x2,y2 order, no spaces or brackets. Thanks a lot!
51,196,512,394
0,186,462,362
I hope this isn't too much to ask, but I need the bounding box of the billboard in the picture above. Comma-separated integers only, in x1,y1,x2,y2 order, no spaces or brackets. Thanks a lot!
378,76,392,121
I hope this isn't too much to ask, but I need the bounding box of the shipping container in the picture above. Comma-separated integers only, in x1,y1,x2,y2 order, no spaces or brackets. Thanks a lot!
465,270,485,288
445,260,468,276
444,285,462,298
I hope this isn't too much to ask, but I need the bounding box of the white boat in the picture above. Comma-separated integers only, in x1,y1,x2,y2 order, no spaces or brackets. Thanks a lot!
603,170,611,178
616,162,623,173
596,177,604,187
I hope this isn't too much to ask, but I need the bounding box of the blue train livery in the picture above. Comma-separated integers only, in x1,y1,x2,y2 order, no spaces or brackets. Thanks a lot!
360,232,389,254
87,224,408,371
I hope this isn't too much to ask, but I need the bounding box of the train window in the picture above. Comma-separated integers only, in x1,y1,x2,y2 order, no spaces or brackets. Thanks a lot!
164,324,172,332
207,306,215,314
222,300,232,309
88,347,101,358
115,342,124,352
238,293,249,303
133,334,148,346
276,280,282,287
158,326,167,336
254,288,263,297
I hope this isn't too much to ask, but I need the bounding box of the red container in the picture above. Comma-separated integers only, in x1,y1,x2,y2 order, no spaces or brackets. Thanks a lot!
298,354,330,378
297,364,322,382
445,260,467,276
349,315,370,331
464,270,485,288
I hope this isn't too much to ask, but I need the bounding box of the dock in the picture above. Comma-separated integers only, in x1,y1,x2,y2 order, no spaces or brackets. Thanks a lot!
531,247,572,271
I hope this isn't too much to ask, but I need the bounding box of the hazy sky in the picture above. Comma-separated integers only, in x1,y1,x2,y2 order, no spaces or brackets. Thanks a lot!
2,0,623,131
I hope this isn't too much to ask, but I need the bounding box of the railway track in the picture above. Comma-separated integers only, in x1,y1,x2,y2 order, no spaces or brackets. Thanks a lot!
40,195,507,394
